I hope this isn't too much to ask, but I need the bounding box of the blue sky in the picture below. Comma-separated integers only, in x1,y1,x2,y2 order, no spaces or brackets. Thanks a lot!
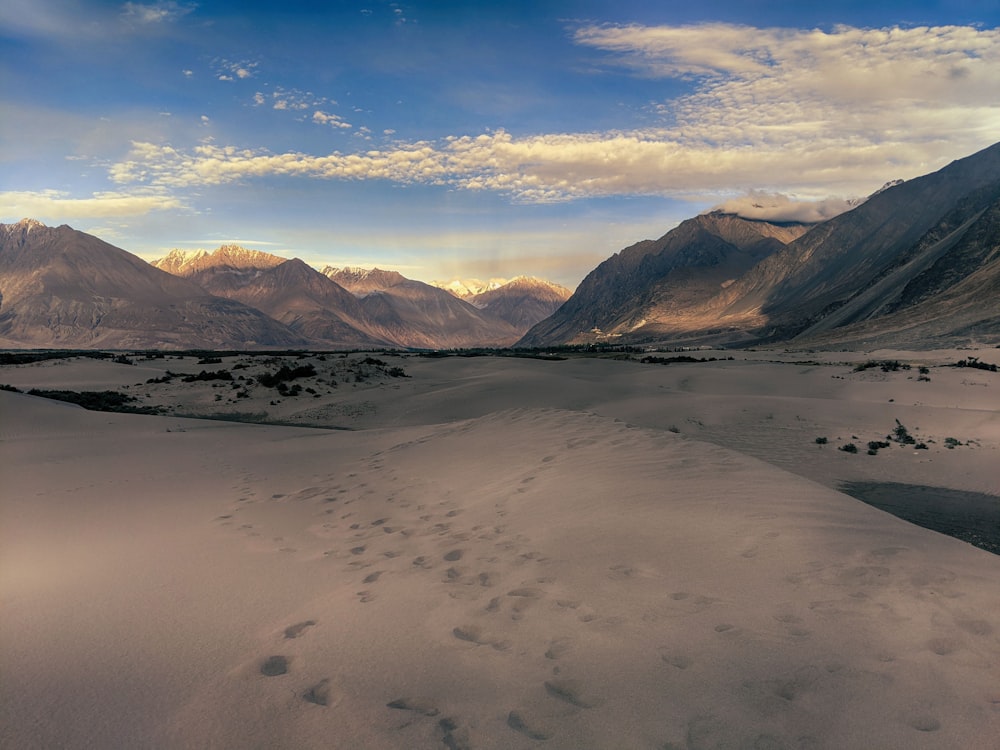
2,1,999,287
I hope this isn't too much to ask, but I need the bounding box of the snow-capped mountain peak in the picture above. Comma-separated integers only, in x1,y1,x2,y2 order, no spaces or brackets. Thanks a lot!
152,245,286,276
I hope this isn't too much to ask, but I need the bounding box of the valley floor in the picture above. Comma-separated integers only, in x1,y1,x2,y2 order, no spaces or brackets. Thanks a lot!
1,349,998,749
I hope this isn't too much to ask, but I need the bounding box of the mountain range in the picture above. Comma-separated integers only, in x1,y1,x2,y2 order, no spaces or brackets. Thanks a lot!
0,226,569,350
2,141,998,351
0,221,306,349
521,141,1000,349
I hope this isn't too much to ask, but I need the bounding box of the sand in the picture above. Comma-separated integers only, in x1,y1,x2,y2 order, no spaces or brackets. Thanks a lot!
1,350,998,749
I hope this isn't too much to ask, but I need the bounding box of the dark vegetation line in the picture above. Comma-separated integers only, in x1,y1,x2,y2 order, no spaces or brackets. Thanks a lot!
23,389,162,415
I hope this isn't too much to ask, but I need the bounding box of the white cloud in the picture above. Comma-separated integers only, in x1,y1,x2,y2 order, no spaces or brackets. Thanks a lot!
0,189,183,219
708,192,860,223
108,23,1000,205
313,111,352,129
575,22,1000,150
270,87,328,111
213,58,258,82
121,1,196,24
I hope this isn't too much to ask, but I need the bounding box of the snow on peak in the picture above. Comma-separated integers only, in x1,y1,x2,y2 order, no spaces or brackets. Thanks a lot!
152,245,285,276
1,218,47,238
432,277,509,298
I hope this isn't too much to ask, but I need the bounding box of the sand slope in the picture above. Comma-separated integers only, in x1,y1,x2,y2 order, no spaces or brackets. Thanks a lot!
2,388,999,749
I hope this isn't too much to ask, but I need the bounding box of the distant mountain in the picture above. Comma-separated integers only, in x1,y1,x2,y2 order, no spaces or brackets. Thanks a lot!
433,277,509,298
323,267,411,296
519,212,812,346
323,266,521,348
152,245,286,276
0,220,307,349
464,277,572,331
162,252,389,347
521,141,1000,349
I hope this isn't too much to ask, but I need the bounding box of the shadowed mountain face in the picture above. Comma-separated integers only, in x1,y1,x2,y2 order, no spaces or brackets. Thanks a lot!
0,220,308,349
521,141,1000,349
708,142,1000,343
788,184,1000,348
518,212,812,347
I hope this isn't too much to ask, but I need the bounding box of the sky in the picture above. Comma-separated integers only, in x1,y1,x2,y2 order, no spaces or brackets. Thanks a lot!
2,1,999,288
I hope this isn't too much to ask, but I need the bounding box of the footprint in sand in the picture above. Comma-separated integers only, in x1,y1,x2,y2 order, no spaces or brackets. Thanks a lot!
544,637,573,660
260,655,289,676
506,587,543,619
907,715,941,732
507,711,550,741
507,586,543,598
452,625,485,644
927,637,959,656
386,697,439,716
477,572,497,587
768,667,820,702
437,717,470,750
303,678,332,706
544,679,595,708
661,653,693,670
283,620,316,639
363,570,383,584
443,549,463,562
451,624,508,650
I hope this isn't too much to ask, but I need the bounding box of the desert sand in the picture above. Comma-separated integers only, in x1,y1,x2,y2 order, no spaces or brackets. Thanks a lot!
1,349,999,749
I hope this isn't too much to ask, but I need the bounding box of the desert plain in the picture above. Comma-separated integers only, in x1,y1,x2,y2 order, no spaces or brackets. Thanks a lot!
1,347,999,749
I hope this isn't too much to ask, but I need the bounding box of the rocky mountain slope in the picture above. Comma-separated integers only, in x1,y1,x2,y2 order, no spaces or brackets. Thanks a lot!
519,212,812,346
521,141,1000,349
703,142,1000,343
788,181,1000,348
0,220,307,349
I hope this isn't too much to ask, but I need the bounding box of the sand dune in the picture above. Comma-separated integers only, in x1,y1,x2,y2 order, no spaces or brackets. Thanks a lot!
2,352,999,748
